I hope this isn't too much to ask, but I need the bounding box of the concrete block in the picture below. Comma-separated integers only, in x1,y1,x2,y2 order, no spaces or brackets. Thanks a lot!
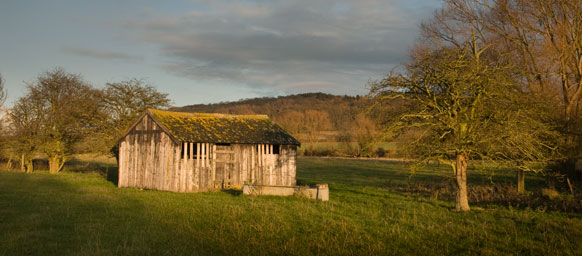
316,184,329,201
242,184,329,201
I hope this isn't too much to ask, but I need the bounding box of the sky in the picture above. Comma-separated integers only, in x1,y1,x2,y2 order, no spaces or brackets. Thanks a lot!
0,0,442,107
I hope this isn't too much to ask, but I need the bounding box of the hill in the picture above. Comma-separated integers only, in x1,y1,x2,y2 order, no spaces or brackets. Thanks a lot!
171,93,367,132
170,93,383,156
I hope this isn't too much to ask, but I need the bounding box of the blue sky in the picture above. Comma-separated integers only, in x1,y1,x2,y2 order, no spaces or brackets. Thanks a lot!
0,0,442,107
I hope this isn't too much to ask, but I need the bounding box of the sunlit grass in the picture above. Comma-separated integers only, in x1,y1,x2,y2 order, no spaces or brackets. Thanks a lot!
0,158,580,255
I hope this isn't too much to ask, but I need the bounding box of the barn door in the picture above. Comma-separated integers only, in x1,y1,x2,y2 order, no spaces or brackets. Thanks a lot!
214,144,235,189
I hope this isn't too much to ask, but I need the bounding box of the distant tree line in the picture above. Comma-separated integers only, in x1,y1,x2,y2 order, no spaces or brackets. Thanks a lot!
1,68,170,174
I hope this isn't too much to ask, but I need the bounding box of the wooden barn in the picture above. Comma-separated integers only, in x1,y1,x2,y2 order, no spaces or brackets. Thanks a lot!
117,109,300,192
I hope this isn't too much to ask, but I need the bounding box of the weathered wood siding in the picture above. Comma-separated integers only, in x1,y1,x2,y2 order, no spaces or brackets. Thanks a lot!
118,115,297,192
118,114,179,191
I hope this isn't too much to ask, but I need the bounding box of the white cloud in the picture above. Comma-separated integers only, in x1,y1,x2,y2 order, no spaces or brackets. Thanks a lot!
61,46,143,61
119,0,441,94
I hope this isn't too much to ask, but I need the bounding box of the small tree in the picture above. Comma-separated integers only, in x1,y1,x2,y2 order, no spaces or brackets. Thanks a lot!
352,114,379,157
369,44,559,211
302,110,333,151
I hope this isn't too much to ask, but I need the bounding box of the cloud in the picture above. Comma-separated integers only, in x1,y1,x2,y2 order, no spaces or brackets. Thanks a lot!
118,0,440,94
277,81,337,90
62,46,142,61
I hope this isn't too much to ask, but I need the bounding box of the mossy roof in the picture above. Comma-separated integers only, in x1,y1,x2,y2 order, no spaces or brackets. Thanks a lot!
148,109,300,145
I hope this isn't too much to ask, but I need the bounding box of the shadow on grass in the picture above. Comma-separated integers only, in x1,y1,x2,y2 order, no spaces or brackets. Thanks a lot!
0,172,142,254
0,171,236,255
222,189,243,196
64,157,119,186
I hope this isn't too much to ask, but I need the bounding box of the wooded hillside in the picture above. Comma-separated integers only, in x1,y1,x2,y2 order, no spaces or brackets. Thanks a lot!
170,93,384,157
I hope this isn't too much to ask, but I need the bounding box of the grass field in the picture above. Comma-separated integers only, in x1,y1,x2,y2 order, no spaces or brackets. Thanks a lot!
0,157,581,255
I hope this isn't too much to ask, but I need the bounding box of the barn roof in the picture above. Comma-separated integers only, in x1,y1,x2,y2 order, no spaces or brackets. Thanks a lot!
146,109,300,145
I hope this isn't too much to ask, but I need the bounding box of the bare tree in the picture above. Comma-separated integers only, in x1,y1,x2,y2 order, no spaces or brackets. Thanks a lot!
273,110,304,136
102,79,171,152
418,0,580,191
0,73,6,106
352,114,379,157
303,110,333,147
370,40,560,211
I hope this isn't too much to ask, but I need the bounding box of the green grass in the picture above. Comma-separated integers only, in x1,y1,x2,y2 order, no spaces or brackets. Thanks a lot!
0,158,581,255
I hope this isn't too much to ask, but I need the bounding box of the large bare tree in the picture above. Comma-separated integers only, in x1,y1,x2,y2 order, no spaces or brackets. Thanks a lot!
370,41,559,211
101,79,171,153
422,0,582,152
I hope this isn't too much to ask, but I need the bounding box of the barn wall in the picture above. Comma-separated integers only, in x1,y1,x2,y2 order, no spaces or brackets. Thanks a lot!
212,144,297,189
118,114,178,190
118,116,297,192
177,143,297,191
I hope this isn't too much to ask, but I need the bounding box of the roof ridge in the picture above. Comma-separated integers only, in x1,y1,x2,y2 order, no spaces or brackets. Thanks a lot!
148,108,270,119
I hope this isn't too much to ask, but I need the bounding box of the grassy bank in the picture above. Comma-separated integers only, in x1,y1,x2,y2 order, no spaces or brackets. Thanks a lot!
0,158,580,255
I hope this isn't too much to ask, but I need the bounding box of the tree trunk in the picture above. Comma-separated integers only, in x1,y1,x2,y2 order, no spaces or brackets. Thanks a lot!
25,161,33,173
20,154,25,172
565,104,574,145
49,155,66,174
6,156,13,170
455,153,470,211
517,170,525,194
21,154,33,173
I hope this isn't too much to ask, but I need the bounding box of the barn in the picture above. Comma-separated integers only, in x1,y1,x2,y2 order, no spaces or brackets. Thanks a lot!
117,109,300,192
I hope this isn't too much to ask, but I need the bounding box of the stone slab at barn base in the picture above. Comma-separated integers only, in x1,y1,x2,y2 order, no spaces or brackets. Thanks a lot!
242,183,329,201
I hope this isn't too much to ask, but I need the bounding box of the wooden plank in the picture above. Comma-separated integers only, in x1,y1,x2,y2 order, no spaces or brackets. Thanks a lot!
138,119,145,188
118,141,124,187
148,117,154,188
201,143,206,168
214,160,236,163
139,117,145,188
133,132,138,188
196,143,200,167
143,116,148,188
269,165,275,185
252,145,255,183
172,145,180,191
147,118,155,188
189,142,194,192
163,138,169,190
180,142,186,192
196,143,201,190
215,150,234,154
127,136,132,188
212,144,216,182
258,144,262,184
118,141,123,187
205,143,210,168
194,143,200,191
158,133,165,190
241,145,247,185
